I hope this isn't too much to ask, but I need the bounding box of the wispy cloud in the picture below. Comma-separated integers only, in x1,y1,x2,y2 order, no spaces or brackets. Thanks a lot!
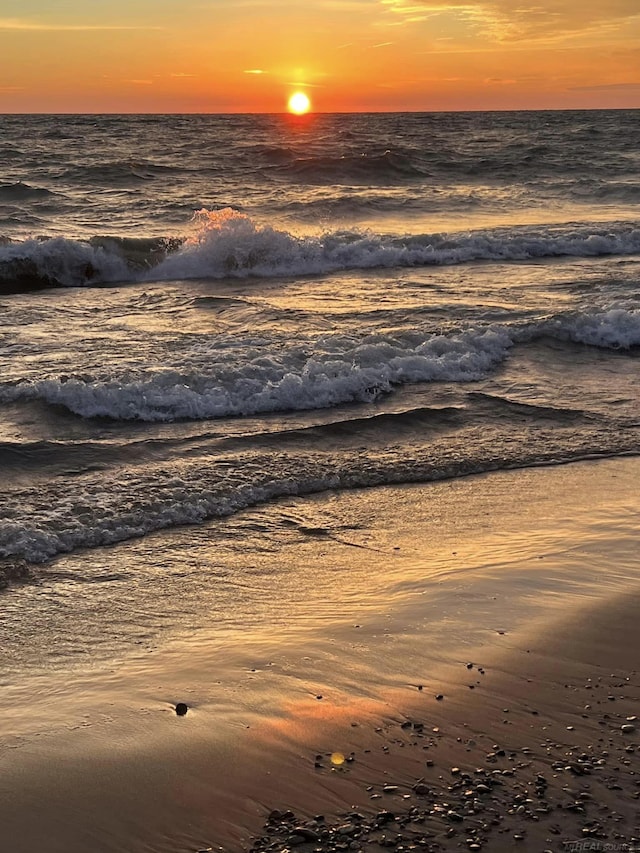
380,0,640,41
284,81,325,88
0,18,162,32
483,76,516,85
569,82,640,91
244,69,266,74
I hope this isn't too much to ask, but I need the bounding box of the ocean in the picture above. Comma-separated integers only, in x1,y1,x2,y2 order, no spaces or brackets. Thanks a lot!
0,110,639,659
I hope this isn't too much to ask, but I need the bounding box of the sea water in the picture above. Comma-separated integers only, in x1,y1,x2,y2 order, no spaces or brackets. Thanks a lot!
0,110,638,654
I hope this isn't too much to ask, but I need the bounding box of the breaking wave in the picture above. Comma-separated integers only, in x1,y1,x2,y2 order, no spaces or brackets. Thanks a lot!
1,210,639,292
1,309,637,422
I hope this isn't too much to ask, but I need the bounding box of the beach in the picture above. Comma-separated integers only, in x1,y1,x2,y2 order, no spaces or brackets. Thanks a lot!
1,456,638,853
1,109,639,852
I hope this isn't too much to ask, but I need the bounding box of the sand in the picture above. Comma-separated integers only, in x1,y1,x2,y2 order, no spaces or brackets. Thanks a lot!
1,457,639,852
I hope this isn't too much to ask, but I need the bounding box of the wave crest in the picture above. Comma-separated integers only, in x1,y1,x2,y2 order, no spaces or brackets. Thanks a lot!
2,211,639,292
151,209,640,282
2,309,638,422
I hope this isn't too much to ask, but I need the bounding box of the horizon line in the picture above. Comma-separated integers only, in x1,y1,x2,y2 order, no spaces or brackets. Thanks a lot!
1,106,638,117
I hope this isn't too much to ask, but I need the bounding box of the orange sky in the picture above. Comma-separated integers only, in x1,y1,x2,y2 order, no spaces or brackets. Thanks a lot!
1,0,639,112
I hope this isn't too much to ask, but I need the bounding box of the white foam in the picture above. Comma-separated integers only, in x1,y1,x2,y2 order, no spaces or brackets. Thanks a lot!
0,327,513,421
2,307,638,422
539,307,640,349
149,209,640,281
3,213,640,288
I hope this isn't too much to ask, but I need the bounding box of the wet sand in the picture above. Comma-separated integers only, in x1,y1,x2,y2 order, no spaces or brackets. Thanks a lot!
1,458,639,853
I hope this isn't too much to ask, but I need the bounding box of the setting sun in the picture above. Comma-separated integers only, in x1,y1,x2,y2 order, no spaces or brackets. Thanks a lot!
288,92,311,115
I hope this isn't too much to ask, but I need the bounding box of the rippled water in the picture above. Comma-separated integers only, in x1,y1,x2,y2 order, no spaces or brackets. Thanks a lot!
0,110,638,579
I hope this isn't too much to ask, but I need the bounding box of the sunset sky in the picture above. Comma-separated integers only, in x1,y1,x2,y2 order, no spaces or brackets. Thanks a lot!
1,0,639,112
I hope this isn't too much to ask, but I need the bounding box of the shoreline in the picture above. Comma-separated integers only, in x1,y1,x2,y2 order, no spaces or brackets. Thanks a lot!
1,457,639,852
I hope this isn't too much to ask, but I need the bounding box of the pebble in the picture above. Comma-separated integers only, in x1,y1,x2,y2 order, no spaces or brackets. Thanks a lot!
246,672,639,853
175,702,188,716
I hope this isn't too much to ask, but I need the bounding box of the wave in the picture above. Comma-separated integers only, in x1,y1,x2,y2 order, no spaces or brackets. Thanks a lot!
1,417,637,565
149,210,640,283
0,327,513,420
1,210,639,292
277,149,428,183
580,181,640,204
0,237,130,293
62,159,188,185
1,309,638,422
0,182,58,201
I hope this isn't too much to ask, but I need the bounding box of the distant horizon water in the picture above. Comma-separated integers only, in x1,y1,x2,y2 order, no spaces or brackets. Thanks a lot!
3,106,639,116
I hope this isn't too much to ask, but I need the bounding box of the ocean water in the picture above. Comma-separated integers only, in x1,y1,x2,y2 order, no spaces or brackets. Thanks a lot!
0,111,638,612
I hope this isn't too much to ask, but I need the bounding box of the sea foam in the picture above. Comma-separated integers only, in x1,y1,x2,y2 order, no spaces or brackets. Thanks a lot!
1,309,637,422
2,210,640,291
150,209,640,281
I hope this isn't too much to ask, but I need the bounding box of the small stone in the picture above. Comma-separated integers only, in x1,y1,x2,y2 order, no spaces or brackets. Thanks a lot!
292,827,320,842
376,811,396,824
435,694,444,701
621,724,636,734
383,785,400,793
175,702,188,716
447,811,464,822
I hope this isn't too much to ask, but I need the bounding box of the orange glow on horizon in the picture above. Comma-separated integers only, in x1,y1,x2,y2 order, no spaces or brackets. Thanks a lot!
0,1,638,112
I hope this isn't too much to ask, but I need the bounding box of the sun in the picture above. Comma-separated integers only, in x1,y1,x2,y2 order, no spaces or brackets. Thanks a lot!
288,91,311,115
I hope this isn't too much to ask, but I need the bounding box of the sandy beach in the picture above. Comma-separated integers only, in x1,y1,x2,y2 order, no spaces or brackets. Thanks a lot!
0,456,638,852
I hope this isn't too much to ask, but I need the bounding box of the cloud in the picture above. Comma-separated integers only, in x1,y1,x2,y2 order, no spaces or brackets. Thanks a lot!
380,0,640,40
284,81,325,88
569,82,640,91
244,69,266,74
0,18,161,31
